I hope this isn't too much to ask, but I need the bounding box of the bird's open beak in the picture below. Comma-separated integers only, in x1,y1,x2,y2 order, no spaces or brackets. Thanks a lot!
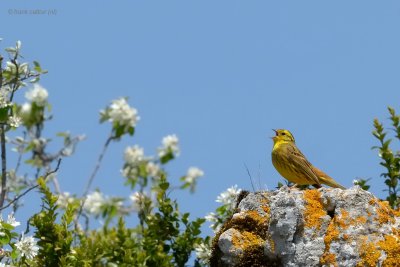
270,129,277,139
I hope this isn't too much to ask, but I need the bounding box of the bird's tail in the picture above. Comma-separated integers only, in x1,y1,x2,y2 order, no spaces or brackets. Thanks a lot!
312,167,346,189
318,175,346,189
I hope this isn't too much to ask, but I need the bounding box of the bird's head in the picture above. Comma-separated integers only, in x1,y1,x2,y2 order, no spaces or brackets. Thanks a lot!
272,129,295,144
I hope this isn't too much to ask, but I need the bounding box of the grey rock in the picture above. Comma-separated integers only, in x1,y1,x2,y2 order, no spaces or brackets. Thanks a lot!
211,186,400,267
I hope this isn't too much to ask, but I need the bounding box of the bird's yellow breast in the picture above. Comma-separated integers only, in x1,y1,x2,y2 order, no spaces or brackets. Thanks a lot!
271,141,310,185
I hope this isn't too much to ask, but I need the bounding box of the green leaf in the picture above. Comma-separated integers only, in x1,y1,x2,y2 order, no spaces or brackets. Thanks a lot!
0,106,10,123
10,248,19,259
0,233,10,245
33,60,41,71
2,222,15,231
160,181,170,191
128,126,135,136
160,152,174,164
30,76,40,83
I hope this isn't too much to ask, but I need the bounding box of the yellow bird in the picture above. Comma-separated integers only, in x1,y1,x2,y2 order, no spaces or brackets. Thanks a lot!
271,129,345,189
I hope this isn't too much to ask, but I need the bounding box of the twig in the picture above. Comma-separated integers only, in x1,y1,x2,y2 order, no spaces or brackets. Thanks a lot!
14,132,26,173
2,73,40,89
82,135,113,198
0,54,3,88
0,158,62,211
0,56,5,208
244,163,255,192
75,134,114,226
52,176,62,194
0,125,7,208
258,161,263,191
9,57,19,103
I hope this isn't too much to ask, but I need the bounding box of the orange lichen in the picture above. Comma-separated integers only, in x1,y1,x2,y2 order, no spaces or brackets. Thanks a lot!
232,230,264,250
336,209,349,229
244,210,268,226
228,208,272,255
243,209,275,253
338,208,367,227
320,208,357,266
267,235,275,253
303,189,326,230
324,220,340,249
355,216,367,224
320,219,340,266
320,252,338,267
262,205,270,214
259,195,271,216
377,228,400,267
357,238,381,267
371,199,399,225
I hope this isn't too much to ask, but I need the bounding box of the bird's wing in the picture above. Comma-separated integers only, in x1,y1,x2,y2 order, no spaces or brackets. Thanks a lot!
287,144,321,186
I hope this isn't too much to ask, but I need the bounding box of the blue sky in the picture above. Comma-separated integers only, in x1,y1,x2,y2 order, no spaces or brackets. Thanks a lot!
1,0,400,237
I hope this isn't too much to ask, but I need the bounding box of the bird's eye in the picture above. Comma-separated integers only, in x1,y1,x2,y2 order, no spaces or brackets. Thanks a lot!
281,132,286,136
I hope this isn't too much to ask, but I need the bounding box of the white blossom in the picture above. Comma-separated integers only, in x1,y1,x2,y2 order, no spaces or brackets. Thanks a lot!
19,102,32,122
194,242,212,265
7,213,20,227
15,234,39,260
205,212,220,232
103,98,139,129
124,145,144,165
25,84,48,106
8,115,21,128
6,170,25,192
184,167,204,184
146,161,160,177
16,40,21,50
0,98,8,109
0,86,12,108
19,62,29,75
84,191,105,216
158,134,180,158
57,192,75,209
216,185,241,206
205,212,218,223
31,138,48,151
0,213,20,228
5,61,16,73
121,165,136,178
130,192,148,211
21,103,31,114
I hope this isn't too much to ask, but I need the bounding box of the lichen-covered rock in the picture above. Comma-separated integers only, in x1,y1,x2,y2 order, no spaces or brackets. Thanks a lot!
210,186,400,267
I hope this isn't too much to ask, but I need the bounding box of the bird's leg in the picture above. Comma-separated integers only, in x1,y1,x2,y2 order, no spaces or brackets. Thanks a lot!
289,183,301,190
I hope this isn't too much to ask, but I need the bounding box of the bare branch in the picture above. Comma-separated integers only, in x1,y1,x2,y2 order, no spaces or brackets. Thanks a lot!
75,134,114,227
0,125,7,208
0,158,62,211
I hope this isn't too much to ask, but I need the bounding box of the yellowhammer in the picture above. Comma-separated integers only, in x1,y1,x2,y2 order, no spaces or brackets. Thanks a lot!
271,129,345,189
